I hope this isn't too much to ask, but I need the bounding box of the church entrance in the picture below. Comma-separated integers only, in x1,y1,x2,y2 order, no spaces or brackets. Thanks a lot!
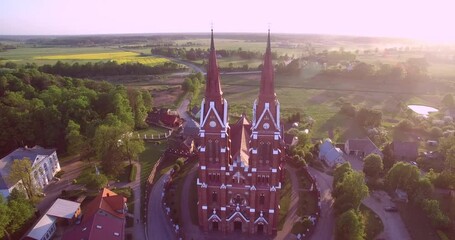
234,221,242,231
257,224,264,234
212,222,219,231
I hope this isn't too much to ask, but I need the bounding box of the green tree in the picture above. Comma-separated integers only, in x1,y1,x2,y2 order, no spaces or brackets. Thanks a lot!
421,199,450,229
335,209,366,240
409,177,434,204
363,154,383,179
385,162,420,192
333,171,369,214
7,197,34,235
65,120,86,155
382,143,395,170
85,173,108,190
333,162,353,189
0,196,11,239
93,123,128,177
7,158,36,199
118,132,145,166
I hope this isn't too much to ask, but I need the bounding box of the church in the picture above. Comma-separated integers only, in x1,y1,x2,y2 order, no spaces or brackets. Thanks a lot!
197,30,285,235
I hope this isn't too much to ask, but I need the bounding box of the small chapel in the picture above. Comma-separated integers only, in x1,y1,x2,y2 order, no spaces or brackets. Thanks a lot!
197,30,285,235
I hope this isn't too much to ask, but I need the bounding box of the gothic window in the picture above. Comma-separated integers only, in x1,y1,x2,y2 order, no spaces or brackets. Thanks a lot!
207,140,214,162
259,194,265,205
216,173,220,182
212,191,218,202
259,142,264,164
215,140,220,162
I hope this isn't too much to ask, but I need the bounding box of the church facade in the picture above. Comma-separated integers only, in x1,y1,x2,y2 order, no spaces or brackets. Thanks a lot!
197,30,285,235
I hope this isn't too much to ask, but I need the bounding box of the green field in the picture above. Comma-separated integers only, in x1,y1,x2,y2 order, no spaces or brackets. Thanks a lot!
0,46,169,66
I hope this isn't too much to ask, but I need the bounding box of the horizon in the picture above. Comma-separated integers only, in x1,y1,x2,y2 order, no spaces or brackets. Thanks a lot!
1,0,454,44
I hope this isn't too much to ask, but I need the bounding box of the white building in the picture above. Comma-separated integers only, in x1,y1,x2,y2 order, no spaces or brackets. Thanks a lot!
0,146,61,198
319,139,345,168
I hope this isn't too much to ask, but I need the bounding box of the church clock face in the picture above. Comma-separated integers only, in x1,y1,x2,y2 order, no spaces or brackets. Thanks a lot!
263,122,270,130
209,121,217,128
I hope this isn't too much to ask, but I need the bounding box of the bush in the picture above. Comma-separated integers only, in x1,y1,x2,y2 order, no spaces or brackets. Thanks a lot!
176,157,185,167
172,164,180,173
86,173,108,190
129,165,137,183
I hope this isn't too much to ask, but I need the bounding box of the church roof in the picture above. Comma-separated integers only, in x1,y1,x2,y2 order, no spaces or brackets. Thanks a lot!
205,29,223,99
230,115,251,166
259,30,275,99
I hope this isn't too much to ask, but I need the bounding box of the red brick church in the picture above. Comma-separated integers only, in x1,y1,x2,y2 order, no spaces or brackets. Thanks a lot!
197,30,285,235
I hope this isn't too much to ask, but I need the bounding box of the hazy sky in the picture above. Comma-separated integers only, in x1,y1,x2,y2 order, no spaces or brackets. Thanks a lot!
0,0,453,42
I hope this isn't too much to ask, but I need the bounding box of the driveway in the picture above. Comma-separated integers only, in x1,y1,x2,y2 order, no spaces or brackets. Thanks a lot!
345,155,411,240
308,167,335,240
363,191,411,240
147,171,176,240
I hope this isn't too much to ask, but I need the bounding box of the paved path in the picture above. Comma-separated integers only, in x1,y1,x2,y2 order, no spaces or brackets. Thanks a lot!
147,171,176,240
276,167,300,240
308,167,335,240
177,99,199,129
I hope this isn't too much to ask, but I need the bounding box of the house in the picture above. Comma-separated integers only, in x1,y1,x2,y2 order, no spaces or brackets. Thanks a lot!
25,198,81,240
63,188,127,240
345,138,383,159
146,108,183,128
0,146,61,198
319,139,345,168
391,141,419,162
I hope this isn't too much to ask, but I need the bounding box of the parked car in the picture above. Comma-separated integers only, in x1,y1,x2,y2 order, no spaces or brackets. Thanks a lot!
385,206,398,212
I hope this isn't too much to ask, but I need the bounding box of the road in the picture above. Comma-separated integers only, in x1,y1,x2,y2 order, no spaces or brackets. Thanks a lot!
147,172,176,240
346,155,411,240
177,98,200,129
308,167,335,240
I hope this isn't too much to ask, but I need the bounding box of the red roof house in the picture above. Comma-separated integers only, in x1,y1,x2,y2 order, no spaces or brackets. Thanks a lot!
63,188,127,240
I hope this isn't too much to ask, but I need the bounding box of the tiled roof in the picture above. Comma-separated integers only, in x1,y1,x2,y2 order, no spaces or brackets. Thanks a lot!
230,115,251,166
346,138,381,155
63,188,126,240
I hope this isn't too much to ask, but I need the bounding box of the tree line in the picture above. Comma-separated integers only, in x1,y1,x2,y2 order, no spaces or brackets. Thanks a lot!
0,68,151,168
35,60,184,78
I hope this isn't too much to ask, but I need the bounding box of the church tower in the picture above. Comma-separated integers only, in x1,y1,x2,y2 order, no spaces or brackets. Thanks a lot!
197,29,231,232
197,30,284,235
249,29,283,233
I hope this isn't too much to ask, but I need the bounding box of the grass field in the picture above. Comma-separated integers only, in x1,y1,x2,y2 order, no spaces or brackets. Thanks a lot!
1,46,169,66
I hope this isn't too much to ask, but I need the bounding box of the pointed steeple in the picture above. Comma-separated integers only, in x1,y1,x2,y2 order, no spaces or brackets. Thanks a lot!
259,29,275,98
205,29,223,99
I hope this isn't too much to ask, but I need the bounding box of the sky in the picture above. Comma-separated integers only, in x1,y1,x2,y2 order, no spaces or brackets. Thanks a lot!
0,0,454,43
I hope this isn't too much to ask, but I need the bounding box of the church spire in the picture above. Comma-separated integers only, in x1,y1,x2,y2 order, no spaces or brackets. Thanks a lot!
259,29,275,98
205,29,223,99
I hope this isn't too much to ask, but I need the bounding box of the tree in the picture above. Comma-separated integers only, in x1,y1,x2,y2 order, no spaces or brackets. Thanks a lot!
118,132,145,166
85,173,108,190
333,162,353,189
385,162,420,192
363,154,383,179
0,196,11,239
333,171,369,214
382,143,396,170
409,177,433,204
429,127,443,139
8,158,36,199
356,108,382,127
335,209,366,240
65,120,86,155
421,199,450,229
7,198,34,235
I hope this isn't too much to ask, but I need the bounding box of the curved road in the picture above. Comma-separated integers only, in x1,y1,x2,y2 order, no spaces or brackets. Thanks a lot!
147,172,176,240
308,167,335,240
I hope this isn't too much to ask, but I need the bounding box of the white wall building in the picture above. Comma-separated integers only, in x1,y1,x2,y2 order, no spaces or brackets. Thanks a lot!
0,146,61,198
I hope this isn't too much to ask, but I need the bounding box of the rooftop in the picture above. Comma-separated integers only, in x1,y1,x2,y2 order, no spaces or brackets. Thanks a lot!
46,198,81,219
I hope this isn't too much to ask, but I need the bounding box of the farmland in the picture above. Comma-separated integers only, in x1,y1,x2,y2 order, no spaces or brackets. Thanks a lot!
0,46,169,66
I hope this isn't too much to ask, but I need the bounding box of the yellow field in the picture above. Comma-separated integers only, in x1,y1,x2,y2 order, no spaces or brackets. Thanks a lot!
35,51,169,66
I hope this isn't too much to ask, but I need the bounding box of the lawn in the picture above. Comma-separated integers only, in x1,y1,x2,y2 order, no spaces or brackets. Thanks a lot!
297,191,319,217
